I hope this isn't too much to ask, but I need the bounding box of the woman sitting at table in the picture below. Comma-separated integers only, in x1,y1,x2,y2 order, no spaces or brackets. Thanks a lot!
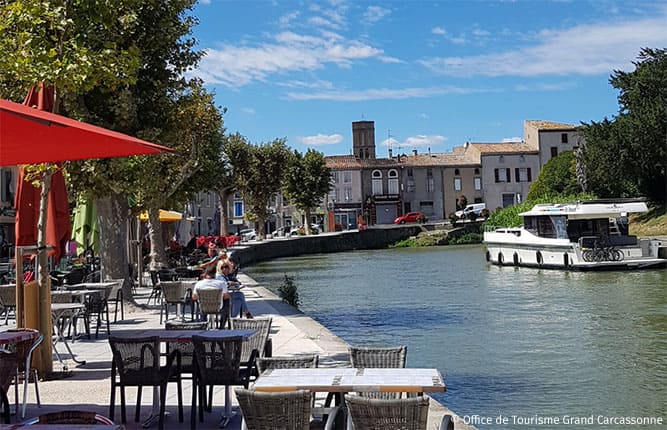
216,259,253,319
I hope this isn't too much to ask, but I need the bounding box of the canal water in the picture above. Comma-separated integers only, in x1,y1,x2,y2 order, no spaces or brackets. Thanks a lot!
245,245,666,429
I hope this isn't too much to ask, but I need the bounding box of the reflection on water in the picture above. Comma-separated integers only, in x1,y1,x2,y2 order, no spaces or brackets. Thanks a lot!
246,245,667,429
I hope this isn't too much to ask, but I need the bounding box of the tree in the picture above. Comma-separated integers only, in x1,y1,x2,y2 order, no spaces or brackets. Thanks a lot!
527,150,581,200
226,136,291,239
283,149,331,235
579,48,666,204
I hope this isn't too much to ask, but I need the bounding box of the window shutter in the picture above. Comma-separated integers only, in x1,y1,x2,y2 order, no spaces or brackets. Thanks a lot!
494,169,499,183
506,168,511,182
527,168,532,181
515,168,520,182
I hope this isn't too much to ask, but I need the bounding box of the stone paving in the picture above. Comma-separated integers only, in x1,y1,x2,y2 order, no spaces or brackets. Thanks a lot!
1,273,472,429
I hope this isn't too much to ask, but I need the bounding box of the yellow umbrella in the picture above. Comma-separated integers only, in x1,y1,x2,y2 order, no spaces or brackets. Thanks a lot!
139,209,184,222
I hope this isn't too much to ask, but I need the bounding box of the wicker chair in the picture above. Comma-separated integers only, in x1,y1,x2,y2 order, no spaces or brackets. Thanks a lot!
108,335,182,430
146,270,161,306
0,285,16,325
344,394,430,430
82,290,110,339
165,321,207,378
160,281,186,324
7,328,43,418
0,351,17,423
257,354,319,373
235,388,338,430
105,279,124,322
196,288,224,329
349,345,407,399
231,317,272,379
190,334,256,429
18,410,115,425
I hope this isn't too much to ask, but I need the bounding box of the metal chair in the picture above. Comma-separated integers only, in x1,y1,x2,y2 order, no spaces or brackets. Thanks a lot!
231,317,272,380
105,279,124,322
18,410,115,425
0,285,16,325
344,394,430,430
146,270,161,306
82,290,110,339
7,328,43,418
108,335,182,430
191,334,256,428
235,388,338,430
349,345,407,399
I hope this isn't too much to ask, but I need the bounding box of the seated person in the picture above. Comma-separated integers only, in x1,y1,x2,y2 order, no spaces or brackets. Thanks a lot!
194,243,225,272
217,259,253,319
192,265,229,321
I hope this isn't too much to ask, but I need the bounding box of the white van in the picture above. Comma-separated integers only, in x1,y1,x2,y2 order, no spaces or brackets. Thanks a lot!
455,203,486,219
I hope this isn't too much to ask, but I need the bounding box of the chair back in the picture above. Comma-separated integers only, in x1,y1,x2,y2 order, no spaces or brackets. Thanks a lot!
108,336,161,384
6,329,43,373
165,321,207,374
235,388,312,430
231,317,272,362
0,286,16,307
344,394,430,430
161,281,184,303
20,410,115,425
63,268,86,285
349,345,407,368
149,270,160,287
50,292,73,303
191,335,244,386
257,354,318,373
349,345,407,399
196,288,222,315
234,388,311,430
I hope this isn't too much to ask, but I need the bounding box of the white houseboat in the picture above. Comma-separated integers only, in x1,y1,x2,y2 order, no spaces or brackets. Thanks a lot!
483,199,666,270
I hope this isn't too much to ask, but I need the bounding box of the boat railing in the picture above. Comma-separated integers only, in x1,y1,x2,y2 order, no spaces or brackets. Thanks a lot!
484,225,522,233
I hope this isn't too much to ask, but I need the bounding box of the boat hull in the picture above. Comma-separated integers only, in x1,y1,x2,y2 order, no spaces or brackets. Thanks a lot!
484,232,666,271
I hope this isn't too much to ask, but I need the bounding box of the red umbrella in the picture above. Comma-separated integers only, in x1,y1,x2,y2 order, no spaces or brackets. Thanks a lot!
0,97,174,166
14,85,71,263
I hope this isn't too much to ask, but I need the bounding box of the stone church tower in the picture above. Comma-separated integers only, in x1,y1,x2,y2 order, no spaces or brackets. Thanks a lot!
352,120,376,160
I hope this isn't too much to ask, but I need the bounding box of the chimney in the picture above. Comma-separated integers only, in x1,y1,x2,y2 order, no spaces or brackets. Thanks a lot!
388,148,393,158
412,149,418,156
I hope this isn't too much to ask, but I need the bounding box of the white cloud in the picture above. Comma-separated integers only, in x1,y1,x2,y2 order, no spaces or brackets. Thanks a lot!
286,85,491,101
431,26,446,36
502,137,523,143
380,135,447,148
278,11,300,28
419,15,667,76
241,107,256,115
199,0,211,4
364,6,391,24
420,113,430,119
196,32,383,87
297,134,344,146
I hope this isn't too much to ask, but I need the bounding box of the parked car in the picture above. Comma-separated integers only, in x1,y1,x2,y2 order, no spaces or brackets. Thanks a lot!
239,228,256,241
455,203,486,220
394,212,428,224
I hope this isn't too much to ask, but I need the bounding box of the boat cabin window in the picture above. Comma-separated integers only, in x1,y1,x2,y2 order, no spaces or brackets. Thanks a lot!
566,218,610,242
524,215,568,239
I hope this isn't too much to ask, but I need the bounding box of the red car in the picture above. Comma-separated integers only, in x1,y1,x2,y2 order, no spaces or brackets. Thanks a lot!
394,212,428,224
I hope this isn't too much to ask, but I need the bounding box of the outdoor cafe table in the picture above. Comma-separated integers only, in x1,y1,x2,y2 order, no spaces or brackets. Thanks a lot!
253,367,447,430
50,302,86,368
113,329,255,428
0,330,38,347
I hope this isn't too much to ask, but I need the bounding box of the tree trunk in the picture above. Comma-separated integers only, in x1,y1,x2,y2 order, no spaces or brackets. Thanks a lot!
304,208,312,235
217,189,231,235
36,170,53,375
147,207,168,270
97,195,134,304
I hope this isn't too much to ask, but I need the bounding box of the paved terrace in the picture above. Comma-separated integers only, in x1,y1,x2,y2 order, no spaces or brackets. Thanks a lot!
1,275,473,429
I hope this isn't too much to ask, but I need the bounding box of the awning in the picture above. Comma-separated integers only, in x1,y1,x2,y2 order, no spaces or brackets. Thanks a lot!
139,209,190,223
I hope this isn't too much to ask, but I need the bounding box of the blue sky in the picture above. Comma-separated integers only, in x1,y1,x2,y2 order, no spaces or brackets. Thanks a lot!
189,0,667,157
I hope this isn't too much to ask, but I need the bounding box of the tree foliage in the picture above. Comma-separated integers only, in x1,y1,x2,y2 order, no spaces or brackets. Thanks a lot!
579,48,666,204
226,136,291,239
527,150,581,200
282,149,331,235
484,193,597,228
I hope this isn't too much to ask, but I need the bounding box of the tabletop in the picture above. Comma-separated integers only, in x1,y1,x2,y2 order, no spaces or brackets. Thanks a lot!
69,282,119,290
0,330,39,345
253,367,446,393
50,302,85,316
111,328,256,342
